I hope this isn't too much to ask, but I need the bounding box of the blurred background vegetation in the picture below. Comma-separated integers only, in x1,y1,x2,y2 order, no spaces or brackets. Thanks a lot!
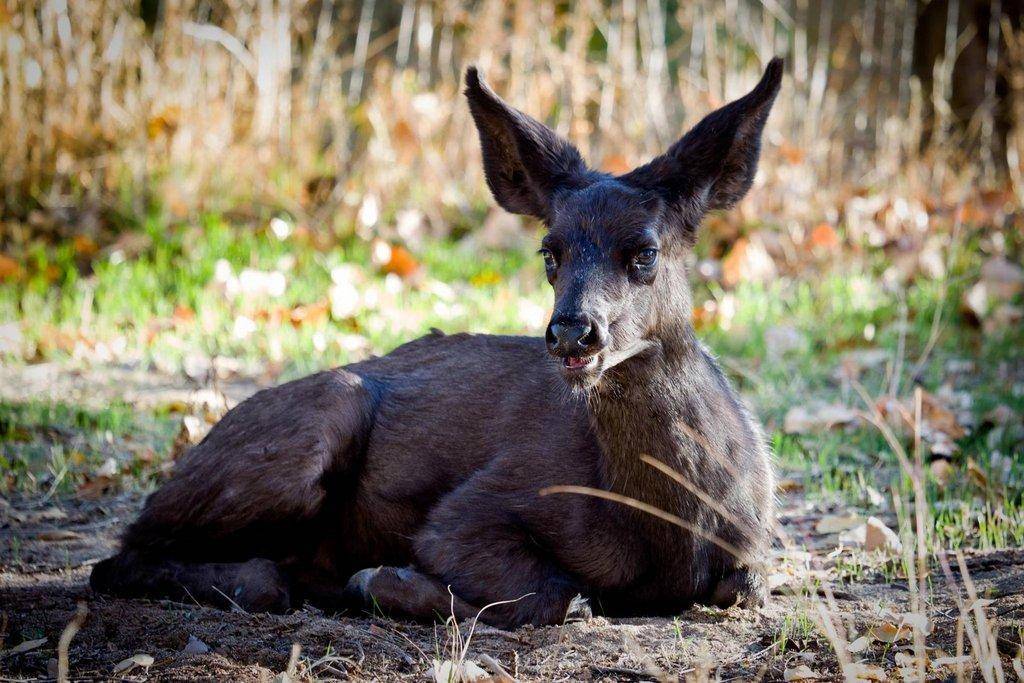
0,1,1021,545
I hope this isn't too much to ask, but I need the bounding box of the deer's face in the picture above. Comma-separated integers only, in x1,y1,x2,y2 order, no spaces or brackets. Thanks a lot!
540,181,666,387
465,60,783,390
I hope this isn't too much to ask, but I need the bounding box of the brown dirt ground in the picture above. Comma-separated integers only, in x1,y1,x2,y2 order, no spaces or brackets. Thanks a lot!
3,491,1023,682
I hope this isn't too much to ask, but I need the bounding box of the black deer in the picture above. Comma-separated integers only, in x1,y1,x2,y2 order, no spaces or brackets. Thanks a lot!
91,59,783,628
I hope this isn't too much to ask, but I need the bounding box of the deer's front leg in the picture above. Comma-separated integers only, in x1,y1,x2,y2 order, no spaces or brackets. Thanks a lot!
387,463,586,628
343,525,580,628
411,513,583,628
345,456,628,628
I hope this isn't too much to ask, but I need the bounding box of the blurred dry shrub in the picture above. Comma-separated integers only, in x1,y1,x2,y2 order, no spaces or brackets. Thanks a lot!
0,0,1021,243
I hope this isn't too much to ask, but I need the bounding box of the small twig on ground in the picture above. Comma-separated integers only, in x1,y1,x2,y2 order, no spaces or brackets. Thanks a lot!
994,602,1024,618
589,664,651,679
478,653,515,683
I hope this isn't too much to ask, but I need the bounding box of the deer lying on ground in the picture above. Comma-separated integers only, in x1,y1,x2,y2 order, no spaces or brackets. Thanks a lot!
91,59,782,628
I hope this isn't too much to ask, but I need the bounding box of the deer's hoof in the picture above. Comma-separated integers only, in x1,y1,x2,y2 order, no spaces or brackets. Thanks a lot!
709,567,767,609
232,559,292,613
343,566,381,604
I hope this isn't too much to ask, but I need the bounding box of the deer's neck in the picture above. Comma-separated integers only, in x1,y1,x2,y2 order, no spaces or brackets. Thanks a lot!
588,326,724,503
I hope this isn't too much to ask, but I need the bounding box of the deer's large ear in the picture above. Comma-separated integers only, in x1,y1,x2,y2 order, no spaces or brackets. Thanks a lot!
465,67,589,220
621,58,783,238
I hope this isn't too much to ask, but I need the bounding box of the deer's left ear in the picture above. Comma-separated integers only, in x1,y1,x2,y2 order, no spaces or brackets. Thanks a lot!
621,58,783,235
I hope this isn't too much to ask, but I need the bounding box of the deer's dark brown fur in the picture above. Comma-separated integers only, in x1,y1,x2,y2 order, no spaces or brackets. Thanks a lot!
91,59,783,628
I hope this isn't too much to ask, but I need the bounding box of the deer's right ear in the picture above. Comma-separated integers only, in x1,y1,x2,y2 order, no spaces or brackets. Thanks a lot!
465,67,589,221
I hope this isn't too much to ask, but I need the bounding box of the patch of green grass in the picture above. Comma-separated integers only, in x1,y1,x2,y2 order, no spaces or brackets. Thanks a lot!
776,607,819,654
0,400,136,438
1,215,548,378
0,400,177,495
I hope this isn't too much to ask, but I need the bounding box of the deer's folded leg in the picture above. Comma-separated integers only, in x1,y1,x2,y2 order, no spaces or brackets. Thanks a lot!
408,473,586,629
342,565,481,622
90,552,291,613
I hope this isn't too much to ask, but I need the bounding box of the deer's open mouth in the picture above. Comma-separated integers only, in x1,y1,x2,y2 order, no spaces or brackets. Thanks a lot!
562,355,596,371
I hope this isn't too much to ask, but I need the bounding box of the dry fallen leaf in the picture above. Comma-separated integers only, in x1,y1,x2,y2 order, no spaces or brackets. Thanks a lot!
0,254,23,281
600,154,633,175
428,658,493,683
980,256,1024,299
808,222,840,251
113,653,155,674
172,305,195,325
967,598,995,611
477,653,515,683
843,638,868,655
864,517,902,553
842,662,887,681
722,235,777,287
930,458,953,487
894,651,928,669
95,457,119,478
984,304,1023,334
2,637,47,657
919,390,966,439
381,244,420,279
967,458,989,490
147,105,181,139
847,635,872,653
77,474,116,500
183,635,210,655
962,257,1024,330
289,301,329,327
868,621,912,643
784,663,821,681
896,612,930,633
784,404,860,434
815,513,864,534
930,654,973,669
777,478,804,493
72,234,98,257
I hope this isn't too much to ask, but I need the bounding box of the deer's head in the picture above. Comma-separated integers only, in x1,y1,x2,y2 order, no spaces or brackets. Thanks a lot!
466,59,783,390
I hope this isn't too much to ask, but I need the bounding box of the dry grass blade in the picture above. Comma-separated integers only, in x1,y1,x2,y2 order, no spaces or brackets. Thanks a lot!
538,485,745,560
438,588,532,683
276,642,302,683
57,601,88,683
639,453,760,545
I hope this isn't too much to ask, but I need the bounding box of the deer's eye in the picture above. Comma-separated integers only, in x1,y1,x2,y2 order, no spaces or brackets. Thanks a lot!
539,248,557,271
633,248,658,268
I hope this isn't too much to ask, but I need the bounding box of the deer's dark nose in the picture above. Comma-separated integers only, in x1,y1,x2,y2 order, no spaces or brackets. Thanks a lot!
546,317,605,356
